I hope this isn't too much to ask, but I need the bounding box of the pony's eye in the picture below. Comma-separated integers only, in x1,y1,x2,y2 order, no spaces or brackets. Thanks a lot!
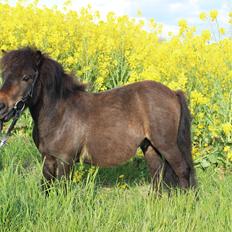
22,75,31,81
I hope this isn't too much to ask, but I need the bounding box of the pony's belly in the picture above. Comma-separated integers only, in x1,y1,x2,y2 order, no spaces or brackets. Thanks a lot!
80,144,137,167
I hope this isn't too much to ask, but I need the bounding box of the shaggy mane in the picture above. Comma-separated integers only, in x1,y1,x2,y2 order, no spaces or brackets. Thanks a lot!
1,47,86,99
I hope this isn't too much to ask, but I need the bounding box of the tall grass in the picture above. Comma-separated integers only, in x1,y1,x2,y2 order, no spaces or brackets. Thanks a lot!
0,137,231,232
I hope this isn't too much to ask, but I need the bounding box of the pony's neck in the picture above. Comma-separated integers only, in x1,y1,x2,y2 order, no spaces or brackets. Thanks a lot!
28,85,56,123
28,61,61,122
28,56,86,123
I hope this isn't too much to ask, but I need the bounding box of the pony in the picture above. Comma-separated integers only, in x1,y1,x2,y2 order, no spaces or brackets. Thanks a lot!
0,47,196,192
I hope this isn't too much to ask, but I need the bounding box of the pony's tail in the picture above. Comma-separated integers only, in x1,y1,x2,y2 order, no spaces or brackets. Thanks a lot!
175,90,196,187
162,91,196,189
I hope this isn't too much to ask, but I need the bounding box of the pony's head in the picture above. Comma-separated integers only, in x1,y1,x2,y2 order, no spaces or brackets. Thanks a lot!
0,47,42,120
0,47,86,121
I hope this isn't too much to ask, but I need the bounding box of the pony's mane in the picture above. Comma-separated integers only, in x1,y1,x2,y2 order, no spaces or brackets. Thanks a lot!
0,47,86,99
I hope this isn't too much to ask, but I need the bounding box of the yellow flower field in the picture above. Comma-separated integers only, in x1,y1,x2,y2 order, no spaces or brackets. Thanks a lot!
0,1,231,165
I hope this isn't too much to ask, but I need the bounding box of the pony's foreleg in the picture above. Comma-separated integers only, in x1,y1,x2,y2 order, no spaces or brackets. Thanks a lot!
41,154,73,195
41,154,57,194
56,159,73,180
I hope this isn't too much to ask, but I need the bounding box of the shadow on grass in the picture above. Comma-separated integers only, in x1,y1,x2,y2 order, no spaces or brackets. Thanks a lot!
74,156,151,188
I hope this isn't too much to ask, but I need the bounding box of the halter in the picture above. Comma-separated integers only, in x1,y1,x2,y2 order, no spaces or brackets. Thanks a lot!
0,70,39,148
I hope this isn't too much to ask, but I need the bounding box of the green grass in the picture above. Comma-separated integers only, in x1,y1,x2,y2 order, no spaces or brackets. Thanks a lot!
0,136,231,232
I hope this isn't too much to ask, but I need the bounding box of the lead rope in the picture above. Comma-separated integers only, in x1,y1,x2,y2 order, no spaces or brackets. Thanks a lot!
0,101,25,148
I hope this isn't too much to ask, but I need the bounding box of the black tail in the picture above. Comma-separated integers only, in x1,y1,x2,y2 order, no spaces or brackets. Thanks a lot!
162,91,196,189
176,90,196,187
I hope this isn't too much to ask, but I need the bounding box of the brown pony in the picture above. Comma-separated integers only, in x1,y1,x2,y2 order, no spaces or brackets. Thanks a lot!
0,47,196,191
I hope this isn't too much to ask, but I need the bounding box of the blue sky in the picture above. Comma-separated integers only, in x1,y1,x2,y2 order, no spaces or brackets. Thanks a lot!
7,0,232,36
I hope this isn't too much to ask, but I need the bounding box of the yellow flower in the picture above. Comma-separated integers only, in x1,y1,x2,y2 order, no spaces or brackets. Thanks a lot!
77,70,83,76
208,125,218,138
201,30,211,41
199,12,207,21
223,146,230,153
210,10,218,21
178,19,187,29
73,171,84,183
219,28,225,35
222,123,232,136
192,146,201,157
227,152,232,161
191,90,209,106
228,12,232,24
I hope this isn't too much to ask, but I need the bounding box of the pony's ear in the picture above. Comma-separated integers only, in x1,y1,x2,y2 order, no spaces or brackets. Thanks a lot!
35,50,42,67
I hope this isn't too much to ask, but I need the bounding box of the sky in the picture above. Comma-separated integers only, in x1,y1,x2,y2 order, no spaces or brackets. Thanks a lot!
7,0,232,37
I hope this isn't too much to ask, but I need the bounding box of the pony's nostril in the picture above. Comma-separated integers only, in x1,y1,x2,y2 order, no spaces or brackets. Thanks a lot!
0,102,6,111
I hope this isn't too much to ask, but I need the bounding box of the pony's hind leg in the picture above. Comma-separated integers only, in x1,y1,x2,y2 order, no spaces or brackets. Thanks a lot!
140,139,164,192
158,144,191,189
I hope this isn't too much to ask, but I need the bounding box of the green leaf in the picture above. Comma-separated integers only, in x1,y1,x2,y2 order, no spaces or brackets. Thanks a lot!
201,159,211,168
208,155,218,164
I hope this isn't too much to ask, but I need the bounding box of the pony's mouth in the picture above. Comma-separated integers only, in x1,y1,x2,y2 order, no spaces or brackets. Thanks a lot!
0,107,16,134
0,107,15,122
0,109,8,120
0,100,26,123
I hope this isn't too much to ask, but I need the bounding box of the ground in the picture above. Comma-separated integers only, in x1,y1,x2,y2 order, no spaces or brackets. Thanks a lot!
0,137,231,232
